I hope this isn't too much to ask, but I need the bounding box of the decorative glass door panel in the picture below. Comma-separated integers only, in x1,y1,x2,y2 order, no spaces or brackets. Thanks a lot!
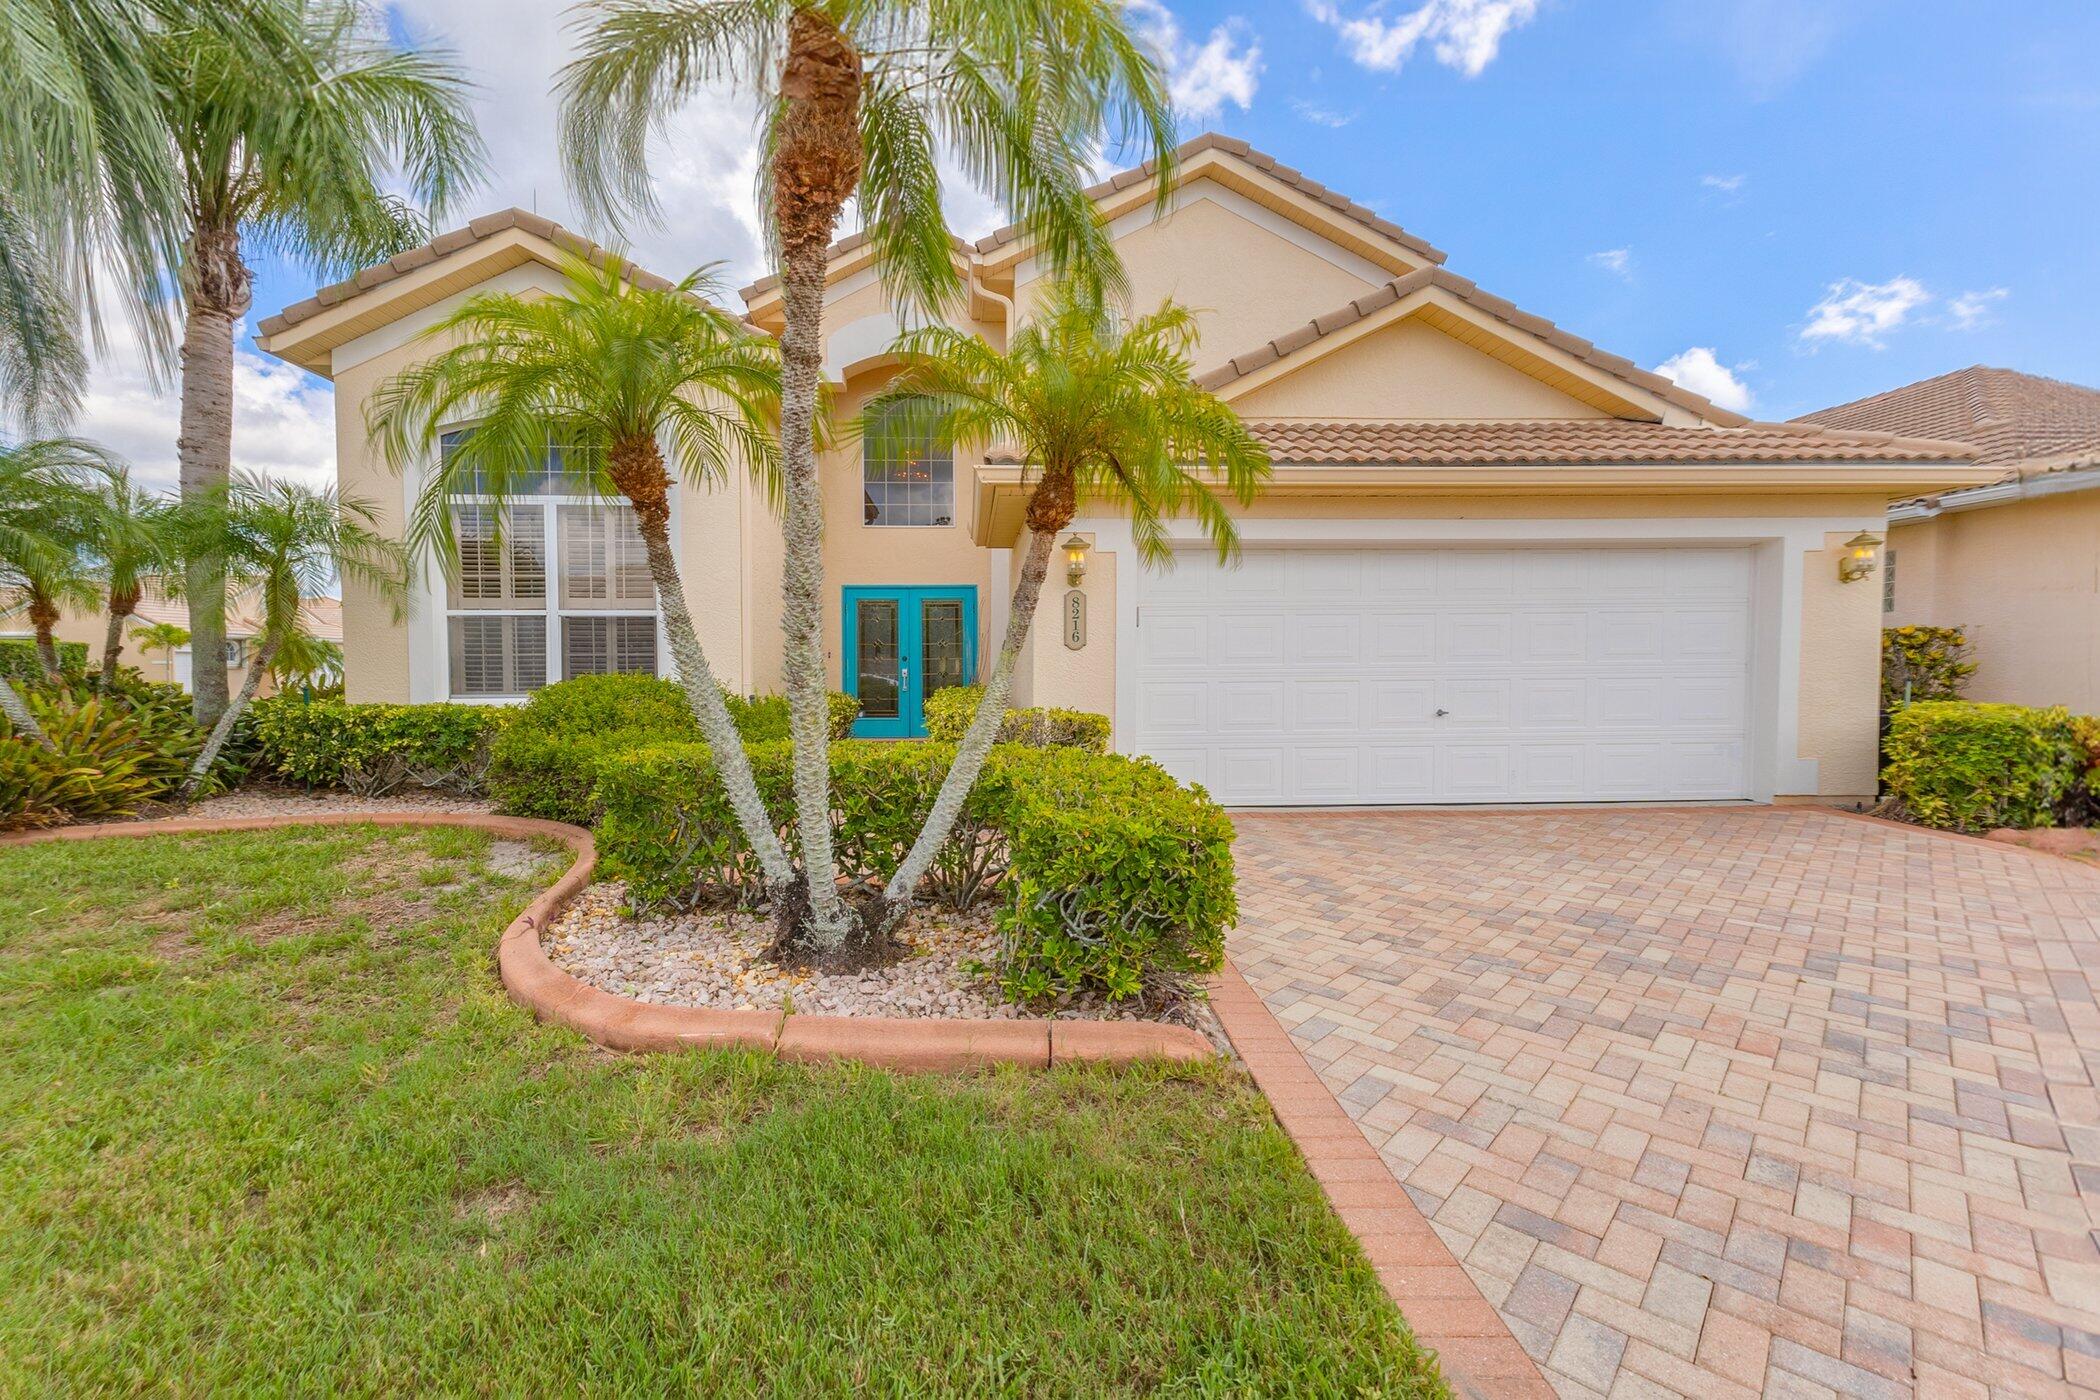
842,586,977,737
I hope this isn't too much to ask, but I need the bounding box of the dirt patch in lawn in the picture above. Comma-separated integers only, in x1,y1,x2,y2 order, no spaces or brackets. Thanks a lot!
454,1181,537,1225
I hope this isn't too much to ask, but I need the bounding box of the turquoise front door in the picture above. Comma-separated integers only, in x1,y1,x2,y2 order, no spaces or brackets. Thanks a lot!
843,586,978,738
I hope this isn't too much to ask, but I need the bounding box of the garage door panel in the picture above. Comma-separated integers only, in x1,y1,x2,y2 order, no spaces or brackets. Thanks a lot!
1215,681,1285,732
1290,614,1361,665
1133,545,1754,805
1214,612,1286,666
1288,679,1360,732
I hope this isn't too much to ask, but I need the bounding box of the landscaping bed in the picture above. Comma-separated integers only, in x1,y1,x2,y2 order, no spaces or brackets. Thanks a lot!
0,823,1442,1394
546,878,1228,1046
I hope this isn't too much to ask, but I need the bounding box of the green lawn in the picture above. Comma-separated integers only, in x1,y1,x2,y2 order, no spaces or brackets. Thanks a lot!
0,825,1443,1396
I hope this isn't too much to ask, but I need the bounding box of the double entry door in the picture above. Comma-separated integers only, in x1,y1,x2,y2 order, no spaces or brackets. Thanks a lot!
843,586,978,738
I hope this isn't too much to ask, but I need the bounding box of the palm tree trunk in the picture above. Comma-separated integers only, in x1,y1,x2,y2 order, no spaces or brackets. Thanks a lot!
28,597,61,681
609,437,794,884
0,675,53,750
771,10,865,950
100,587,138,687
177,221,253,729
882,526,1058,914
179,633,275,801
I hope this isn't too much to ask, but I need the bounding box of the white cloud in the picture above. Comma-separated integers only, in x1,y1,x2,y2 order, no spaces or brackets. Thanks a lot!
1653,347,1754,414
1702,173,1746,193
1799,276,1932,348
73,315,335,496
1950,287,2009,330
1126,0,1263,120
1290,98,1356,128
1306,0,1540,77
1589,247,1632,278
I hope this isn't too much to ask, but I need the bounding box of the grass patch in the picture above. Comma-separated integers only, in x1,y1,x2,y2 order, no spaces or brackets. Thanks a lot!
0,825,1443,1395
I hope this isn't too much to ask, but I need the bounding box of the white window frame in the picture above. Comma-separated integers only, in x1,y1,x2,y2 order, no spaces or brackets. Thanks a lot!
431,428,672,703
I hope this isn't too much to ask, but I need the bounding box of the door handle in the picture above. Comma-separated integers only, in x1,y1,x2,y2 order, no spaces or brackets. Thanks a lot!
1434,708,1450,717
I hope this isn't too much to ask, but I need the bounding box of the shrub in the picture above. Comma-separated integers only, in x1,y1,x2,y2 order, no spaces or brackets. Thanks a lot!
1882,701,2085,831
0,688,204,830
922,684,1111,752
596,740,1233,1003
250,698,513,796
0,639,88,683
489,675,862,823
1882,625,1976,711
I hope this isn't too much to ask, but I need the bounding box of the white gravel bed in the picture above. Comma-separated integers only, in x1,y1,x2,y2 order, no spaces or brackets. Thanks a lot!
547,879,1224,1040
180,785,497,820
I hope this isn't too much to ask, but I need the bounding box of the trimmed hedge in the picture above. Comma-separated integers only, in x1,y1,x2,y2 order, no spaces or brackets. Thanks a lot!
0,639,87,682
250,697,512,796
487,674,861,823
922,683,1111,752
1882,701,2086,832
597,740,1234,1003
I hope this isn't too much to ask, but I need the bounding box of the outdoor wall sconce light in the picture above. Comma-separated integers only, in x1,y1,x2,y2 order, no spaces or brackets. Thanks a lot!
1063,534,1090,586
1838,532,1882,584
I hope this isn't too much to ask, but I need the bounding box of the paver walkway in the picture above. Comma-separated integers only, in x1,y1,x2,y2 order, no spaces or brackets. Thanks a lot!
1231,808,2100,1398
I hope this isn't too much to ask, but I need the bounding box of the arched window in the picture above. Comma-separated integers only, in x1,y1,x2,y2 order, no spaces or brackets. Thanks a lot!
862,399,953,527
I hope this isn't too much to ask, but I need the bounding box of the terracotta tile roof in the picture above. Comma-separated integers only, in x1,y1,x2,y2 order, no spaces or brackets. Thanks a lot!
1793,365,2100,477
1192,266,1751,427
1239,419,1977,465
737,132,1446,302
257,209,675,338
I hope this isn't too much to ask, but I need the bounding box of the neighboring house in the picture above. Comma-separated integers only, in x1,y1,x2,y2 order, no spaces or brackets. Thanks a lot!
256,134,1990,806
2,577,344,696
1797,366,2100,711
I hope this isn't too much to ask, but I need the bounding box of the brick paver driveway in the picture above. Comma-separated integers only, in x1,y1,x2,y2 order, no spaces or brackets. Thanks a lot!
1231,808,2100,1398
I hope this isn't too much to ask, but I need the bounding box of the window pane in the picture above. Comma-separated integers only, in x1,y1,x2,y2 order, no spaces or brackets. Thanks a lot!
559,505,653,609
449,504,544,609
922,600,966,698
862,400,953,528
450,615,546,696
442,428,560,495
856,599,900,717
563,615,659,680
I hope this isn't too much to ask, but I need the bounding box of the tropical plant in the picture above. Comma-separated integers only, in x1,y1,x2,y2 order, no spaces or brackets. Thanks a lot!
75,462,182,684
146,0,483,728
130,620,190,684
560,0,1175,961
176,475,409,799
864,283,1266,923
1882,624,1976,711
0,439,114,745
265,631,342,690
367,251,784,853
0,686,205,829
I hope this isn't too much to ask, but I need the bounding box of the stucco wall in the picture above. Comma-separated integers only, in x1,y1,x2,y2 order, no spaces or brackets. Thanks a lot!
329,338,423,702
1794,531,1885,800
1888,492,2100,712
1232,318,1613,421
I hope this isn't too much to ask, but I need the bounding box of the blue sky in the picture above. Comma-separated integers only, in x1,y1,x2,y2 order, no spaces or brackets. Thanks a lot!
82,0,2100,488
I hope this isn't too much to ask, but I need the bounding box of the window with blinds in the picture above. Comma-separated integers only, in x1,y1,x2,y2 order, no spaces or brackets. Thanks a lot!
449,615,548,695
562,616,658,680
558,505,654,608
449,503,546,608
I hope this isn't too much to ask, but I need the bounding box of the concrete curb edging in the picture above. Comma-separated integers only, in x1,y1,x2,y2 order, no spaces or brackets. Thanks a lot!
1204,963,1554,1400
0,813,1215,1071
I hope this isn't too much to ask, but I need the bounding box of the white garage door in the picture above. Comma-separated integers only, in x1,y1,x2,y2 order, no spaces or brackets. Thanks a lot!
1133,545,1754,805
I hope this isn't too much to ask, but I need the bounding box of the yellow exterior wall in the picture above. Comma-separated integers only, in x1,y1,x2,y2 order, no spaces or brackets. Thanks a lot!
329,338,423,702
1796,531,1884,800
1024,186,1379,377
1232,318,1614,421
1888,492,2100,711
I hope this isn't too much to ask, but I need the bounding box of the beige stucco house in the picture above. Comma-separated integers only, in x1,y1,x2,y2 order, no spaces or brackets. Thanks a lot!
2,580,344,696
1798,366,2100,713
256,134,1990,806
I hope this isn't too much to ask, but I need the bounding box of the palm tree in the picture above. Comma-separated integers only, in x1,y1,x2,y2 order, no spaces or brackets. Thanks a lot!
131,620,189,685
867,283,1268,920
367,254,791,877
178,474,408,799
79,463,181,684
266,631,342,691
149,0,484,728
560,0,1175,958
0,438,114,681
